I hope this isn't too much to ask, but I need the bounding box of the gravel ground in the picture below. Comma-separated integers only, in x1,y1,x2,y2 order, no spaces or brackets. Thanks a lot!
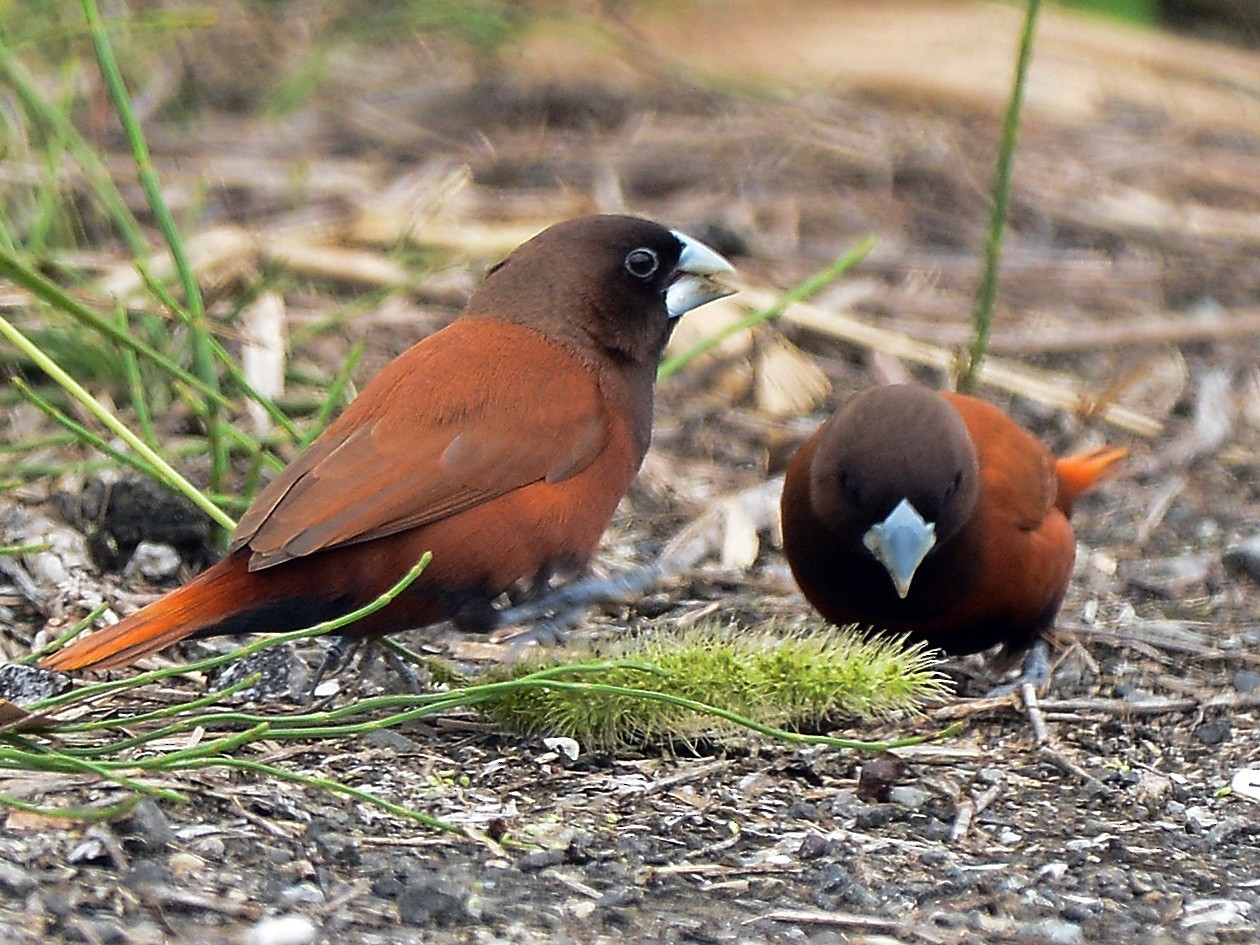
1,4,1258,943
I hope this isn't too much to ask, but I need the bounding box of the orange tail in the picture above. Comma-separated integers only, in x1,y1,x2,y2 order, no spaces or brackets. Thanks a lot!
1055,445,1127,516
41,555,258,672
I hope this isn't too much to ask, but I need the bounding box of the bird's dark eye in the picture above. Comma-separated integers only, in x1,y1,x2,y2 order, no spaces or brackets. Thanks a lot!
944,470,963,499
624,248,660,280
839,472,860,504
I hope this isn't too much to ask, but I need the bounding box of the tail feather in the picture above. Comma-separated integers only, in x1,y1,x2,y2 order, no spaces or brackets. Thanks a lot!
41,556,254,672
1055,445,1127,516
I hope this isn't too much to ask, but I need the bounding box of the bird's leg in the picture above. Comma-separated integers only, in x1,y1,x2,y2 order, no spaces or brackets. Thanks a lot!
495,561,668,648
379,644,425,693
985,637,1053,698
305,635,363,702
497,561,666,627
306,635,426,699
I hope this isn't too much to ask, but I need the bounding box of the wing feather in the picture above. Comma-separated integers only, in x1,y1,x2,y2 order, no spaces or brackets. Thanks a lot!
231,321,610,570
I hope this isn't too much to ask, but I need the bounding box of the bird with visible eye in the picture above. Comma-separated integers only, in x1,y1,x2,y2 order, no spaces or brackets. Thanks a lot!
41,215,736,675
780,384,1126,690
624,248,659,278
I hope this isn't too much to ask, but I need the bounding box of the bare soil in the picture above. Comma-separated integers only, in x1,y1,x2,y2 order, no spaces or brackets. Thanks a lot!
1,4,1258,944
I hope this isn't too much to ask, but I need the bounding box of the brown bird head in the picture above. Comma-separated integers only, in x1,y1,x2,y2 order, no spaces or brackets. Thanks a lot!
465,215,735,369
808,385,981,598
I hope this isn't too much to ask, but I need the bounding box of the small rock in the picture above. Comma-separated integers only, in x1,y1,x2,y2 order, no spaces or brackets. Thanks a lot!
1036,862,1069,884
828,791,864,820
372,874,403,899
81,919,128,945
363,729,421,752
0,859,36,896
853,804,900,829
888,786,932,811
517,848,565,872
168,852,205,879
1134,771,1172,807
797,832,828,860
596,887,641,909
121,858,170,891
569,899,597,920
1027,918,1084,944
1232,670,1260,694
0,663,72,705
1123,554,1213,596
311,831,360,867
280,882,325,906
1194,719,1231,745
787,800,819,821
123,541,182,583
243,914,317,945
1184,806,1218,832
214,645,310,703
68,473,215,571
855,756,903,803
1222,534,1260,583
396,875,473,926
976,766,1006,785
191,836,226,860
812,863,879,909
542,736,580,761
122,798,174,851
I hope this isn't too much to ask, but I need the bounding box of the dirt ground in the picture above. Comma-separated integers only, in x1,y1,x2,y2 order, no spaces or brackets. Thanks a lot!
1,3,1259,944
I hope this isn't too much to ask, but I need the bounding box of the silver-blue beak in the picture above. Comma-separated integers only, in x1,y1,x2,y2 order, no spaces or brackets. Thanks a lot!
665,230,736,318
862,498,937,599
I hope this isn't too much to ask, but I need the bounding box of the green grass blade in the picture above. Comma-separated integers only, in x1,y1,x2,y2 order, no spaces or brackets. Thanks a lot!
79,0,227,489
0,313,234,530
960,0,1042,392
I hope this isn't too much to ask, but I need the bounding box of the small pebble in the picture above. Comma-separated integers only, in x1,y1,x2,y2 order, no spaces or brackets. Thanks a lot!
0,663,71,705
1222,534,1260,583
214,645,310,703
1232,670,1260,694
243,915,317,945
396,875,474,926
1036,862,1069,884
363,729,422,752
121,858,170,891
855,756,902,803
123,798,174,850
311,831,360,867
517,849,565,872
168,852,205,879
797,832,828,860
853,804,899,829
1027,918,1084,944
1123,554,1212,596
280,882,325,906
123,541,182,582
1194,719,1231,745
887,786,932,811
0,859,36,896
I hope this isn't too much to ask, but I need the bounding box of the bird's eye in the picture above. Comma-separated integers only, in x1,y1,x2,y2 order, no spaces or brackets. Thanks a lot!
839,472,860,504
944,470,963,499
624,248,660,279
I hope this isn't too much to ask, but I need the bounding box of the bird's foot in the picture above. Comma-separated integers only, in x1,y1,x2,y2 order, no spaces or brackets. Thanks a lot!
497,563,664,627
304,636,362,702
498,611,582,655
986,638,1052,698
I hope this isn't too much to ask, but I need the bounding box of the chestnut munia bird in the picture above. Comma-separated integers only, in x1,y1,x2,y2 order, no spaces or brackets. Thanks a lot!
43,215,735,672
780,384,1125,667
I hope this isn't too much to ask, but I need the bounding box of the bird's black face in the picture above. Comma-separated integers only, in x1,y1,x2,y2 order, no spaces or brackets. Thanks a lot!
810,385,981,546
